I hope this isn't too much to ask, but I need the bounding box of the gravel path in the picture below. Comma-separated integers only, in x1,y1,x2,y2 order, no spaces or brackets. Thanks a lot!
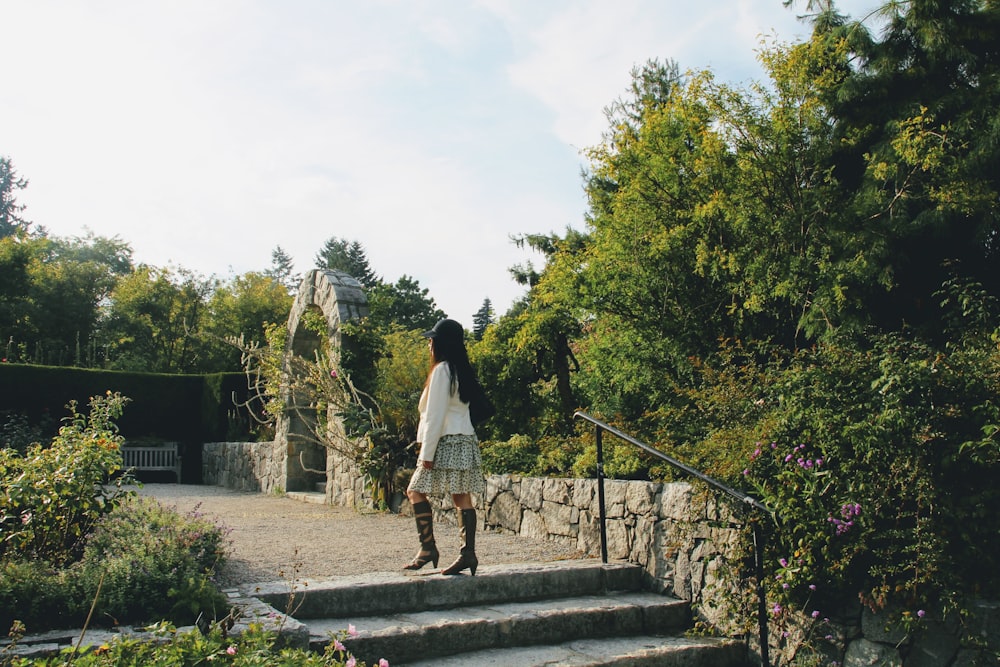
137,484,586,589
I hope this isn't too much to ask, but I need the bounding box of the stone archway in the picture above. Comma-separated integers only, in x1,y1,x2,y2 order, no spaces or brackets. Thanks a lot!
273,269,368,496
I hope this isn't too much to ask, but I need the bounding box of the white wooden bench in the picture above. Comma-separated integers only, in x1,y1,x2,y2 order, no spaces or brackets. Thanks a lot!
122,443,182,483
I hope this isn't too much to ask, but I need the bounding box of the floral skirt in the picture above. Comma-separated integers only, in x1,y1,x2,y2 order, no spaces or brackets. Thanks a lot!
407,434,485,496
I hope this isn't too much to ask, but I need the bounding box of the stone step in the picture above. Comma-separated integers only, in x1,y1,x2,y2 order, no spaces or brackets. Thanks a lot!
244,560,643,619
308,591,696,666
399,634,746,667
239,560,747,666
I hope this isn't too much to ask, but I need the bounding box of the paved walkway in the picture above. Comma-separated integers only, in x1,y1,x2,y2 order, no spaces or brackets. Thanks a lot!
137,484,586,588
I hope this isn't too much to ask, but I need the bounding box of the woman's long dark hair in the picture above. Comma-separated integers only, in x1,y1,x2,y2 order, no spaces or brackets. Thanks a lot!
429,333,480,404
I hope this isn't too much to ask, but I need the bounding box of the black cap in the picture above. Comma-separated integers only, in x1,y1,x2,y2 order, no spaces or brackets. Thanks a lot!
421,318,464,342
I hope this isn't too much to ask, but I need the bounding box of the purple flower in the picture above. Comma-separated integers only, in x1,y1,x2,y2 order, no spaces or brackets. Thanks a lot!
785,454,793,462
779,558,788,567
809,584,817,591
917,609,926,618
811,610,820,619
743,469,750,476
772,603,782,615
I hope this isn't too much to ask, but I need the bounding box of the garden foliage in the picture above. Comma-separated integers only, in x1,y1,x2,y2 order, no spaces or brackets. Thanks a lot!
1,394,229,634
4,622,374,667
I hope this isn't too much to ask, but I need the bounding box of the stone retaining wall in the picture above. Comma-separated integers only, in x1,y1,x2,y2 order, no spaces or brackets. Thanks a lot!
202,442,998,666
202,441,282,493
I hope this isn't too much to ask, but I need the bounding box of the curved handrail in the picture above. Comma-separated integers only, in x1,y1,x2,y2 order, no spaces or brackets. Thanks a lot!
574,411,770,514
574,410,773,667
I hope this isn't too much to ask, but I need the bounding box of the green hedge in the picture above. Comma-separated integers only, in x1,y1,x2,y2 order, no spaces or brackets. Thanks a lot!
0,363,250,447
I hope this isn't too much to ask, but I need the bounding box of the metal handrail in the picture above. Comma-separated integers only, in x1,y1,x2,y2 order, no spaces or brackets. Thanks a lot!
574,410,773,667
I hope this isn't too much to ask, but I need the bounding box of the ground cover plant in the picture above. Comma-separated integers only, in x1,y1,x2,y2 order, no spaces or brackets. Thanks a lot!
3,622,380,667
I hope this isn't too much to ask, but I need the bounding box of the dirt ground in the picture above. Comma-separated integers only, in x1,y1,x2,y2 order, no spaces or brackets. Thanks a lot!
136,483,585,589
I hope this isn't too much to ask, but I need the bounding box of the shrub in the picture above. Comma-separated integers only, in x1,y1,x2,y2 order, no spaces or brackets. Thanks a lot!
0,392,134,567
70,495,229,628
0,561,65,631
1,496,229,633
481,434,539,474
740,330,1000,629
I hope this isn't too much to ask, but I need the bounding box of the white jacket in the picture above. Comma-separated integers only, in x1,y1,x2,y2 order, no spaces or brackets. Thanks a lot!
416,362,476,463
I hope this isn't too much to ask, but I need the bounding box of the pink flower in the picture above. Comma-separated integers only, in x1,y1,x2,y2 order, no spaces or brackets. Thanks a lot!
226,645,237,655
379,660,390,667
917,609,926,618
348,623,358,637
334,640,345,652
811,610,820,619
346,659,356,667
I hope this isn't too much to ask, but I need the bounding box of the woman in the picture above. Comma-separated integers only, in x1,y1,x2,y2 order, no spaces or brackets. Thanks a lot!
403,318,486,576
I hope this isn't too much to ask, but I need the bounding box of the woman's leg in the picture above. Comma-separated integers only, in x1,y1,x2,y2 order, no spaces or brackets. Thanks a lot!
443,493,478,575
403,492,436,570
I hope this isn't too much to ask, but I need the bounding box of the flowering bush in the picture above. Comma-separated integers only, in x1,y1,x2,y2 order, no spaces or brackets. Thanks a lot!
0,392,134,566
739,330,1000,650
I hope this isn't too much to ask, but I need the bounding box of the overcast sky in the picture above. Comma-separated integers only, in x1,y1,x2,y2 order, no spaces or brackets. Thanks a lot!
1,0,880,328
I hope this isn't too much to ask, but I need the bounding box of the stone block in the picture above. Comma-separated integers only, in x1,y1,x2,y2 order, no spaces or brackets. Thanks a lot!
542,478,570,503
862,607,908,646
521,509,547,540
576,511,602,556
604,480,627,519
541,500,578,538
844,638,902,667
521,477,544,511
606,519,631,559
487,490,522,533
573,478,595,508
625,481,656,515
658,483,693,521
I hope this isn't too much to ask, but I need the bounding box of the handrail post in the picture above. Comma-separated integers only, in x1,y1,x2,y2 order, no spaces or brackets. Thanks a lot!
753,521,771,667
595,424,608,564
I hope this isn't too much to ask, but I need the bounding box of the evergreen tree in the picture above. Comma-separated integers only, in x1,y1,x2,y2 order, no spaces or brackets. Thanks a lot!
367,275,445,331
472,298,494,340
0,156,30,239
314,237,380,288
267,245,299,293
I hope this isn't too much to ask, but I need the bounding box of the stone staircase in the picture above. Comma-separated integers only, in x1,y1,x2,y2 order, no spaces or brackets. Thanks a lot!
244,559,748,666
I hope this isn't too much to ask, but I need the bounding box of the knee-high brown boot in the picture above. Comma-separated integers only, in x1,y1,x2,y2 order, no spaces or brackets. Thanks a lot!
403,500,439,570
441,508,478,576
